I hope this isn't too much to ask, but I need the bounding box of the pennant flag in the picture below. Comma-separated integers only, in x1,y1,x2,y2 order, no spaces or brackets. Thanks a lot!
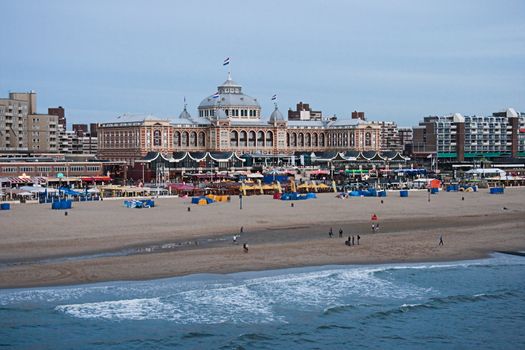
271,94,277,100
212,92,220,99
223,57,230,66
427,153,433,159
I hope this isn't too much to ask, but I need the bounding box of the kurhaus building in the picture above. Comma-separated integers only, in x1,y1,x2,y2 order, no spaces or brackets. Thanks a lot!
97,74,382,167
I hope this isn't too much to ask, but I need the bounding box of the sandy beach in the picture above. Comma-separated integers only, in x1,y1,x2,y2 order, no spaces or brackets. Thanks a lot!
0,188,524,288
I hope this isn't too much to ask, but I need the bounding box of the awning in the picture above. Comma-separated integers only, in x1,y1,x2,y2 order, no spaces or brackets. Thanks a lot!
81,176,112,182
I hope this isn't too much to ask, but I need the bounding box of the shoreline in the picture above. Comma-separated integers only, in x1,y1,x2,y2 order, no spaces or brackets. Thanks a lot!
1,189,524,289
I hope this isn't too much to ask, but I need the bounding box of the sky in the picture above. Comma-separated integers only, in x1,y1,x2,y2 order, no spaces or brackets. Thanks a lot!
0,0,524,128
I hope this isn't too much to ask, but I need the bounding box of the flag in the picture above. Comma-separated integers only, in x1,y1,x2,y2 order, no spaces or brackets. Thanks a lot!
427,153,433,158
271,94,277,100
223,57,230,66
212,92,220,99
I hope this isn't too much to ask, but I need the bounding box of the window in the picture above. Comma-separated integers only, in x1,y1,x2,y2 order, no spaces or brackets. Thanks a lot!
2,167,17,173
86,166,100,172
153,130,161,146
230,130,238,147
266,131,273,147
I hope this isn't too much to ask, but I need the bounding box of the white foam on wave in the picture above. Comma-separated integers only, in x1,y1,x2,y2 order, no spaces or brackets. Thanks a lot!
56,284,281,324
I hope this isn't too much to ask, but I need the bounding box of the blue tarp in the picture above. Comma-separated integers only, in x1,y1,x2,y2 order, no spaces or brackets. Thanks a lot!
280,192,315,201
52,200,72,210
400,190,409,197
263,174,289,184
59,187,81,196
0,203,10,210
489,187,504,194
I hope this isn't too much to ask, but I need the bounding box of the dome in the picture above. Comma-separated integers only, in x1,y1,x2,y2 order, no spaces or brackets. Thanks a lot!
269,105,285,123
198,73,261,111
215,109,228,120
179,106,192,120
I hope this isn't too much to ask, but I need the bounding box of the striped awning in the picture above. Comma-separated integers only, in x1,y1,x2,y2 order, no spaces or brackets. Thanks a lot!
1,176,47,184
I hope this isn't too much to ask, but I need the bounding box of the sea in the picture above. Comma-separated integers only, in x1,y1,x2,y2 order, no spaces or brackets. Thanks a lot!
1,253,524,349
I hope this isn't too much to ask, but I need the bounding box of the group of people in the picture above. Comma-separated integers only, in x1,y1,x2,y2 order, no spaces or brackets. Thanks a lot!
345,235,360,246
233,226,249,252
371,223,380,233
328,227,361,246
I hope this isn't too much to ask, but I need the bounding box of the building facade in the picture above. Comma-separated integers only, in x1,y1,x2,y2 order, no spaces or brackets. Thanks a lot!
412,109,525,161
97,74,381,165
0,92,58,154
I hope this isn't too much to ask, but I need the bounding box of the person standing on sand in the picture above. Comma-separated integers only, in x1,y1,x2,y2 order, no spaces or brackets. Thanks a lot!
439,235,444,245
243,243,249,253
352,236,355,245
233,235,237,244
329,227,333,238
371,224,375,233
339,228,343,238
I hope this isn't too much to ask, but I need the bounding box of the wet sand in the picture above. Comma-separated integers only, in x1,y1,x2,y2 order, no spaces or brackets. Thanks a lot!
0,188,524,288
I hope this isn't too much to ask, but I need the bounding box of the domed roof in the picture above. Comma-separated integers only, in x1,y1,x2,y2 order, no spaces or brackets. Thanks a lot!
215,109,228,120
179,106,192,120
198,73,261,110
269,105,285,123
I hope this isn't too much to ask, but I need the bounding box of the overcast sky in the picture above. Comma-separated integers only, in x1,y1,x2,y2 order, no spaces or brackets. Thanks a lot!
1,0,523,127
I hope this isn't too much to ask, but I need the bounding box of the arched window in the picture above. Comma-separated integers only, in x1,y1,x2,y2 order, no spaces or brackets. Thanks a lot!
287,133,290,147
298,133,304,147
306,133,311,147
190,132,197,147
239,130,247,147
174,131,181,147
350,132,355,147
266,131,273,147
230,130,238,147
182,131,189,147
198,132,205,147
313,133,318,147
291,133,297,147
365,132,372,147
320,133,325,147
257,131,265,147
248,131,256,147
153,130,161,146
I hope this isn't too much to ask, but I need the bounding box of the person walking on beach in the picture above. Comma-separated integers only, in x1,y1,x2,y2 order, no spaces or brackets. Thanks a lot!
329,227,333,238
240,226,244,233
339,228,343,238
243,243,249,253
439,235,444,246
352,236,355,245
233,235,237,244
357,234,360,245
346,236,351,246
371,224,376,233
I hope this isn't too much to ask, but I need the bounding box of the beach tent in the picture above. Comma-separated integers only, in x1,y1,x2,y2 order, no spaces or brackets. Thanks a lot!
191,196,215,205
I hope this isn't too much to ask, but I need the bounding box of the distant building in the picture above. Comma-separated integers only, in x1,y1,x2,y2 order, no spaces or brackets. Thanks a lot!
352,111,366,121
48,106,66,129
288,102,322,121
398,127,413,155
371,121,401,151
97,74,382,165
0,94,29,153
0,91,58,154
412,109,525,161
72,124,88,137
